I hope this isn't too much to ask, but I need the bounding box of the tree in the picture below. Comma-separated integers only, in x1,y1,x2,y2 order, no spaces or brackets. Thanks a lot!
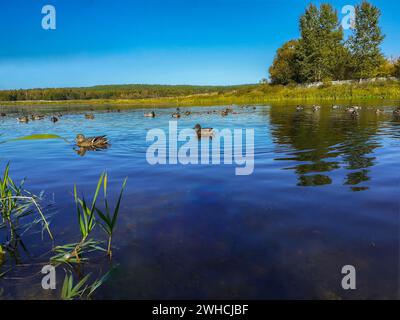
297,4,345,82
394,58,400,78
269,40,300,85
348,1,385,79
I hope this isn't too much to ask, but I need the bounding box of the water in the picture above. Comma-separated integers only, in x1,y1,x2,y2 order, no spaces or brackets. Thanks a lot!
0,103,399,299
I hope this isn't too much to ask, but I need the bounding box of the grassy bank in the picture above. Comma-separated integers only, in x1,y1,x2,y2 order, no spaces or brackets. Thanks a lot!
1,81,399,109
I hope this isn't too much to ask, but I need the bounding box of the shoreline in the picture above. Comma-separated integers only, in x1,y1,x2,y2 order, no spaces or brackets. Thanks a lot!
1,82,399,109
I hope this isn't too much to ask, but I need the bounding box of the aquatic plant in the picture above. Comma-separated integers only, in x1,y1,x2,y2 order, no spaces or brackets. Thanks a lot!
0,163,53,240
61,269,113,300
95,173,127,257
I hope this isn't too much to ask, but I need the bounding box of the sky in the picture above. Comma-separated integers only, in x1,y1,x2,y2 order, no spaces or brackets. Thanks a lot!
0,0,399,89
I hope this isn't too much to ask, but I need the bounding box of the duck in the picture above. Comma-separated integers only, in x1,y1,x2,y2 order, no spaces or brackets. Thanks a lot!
51,116,59,123
144,111,156,118
194,124,213,138
332,105,340,110
221,110,228,116
296,105,304,112
172,112,181,118
375,109,384,115
350,110,359,117
85,114,95,120
31,114,44,120
346,107,355,113
312,105,321,112
184,111,191,116
75,134,109,148
393,108,400,117
17,116,29,123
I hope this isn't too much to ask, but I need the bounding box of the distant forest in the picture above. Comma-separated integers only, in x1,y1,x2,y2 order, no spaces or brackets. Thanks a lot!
0,84,258,102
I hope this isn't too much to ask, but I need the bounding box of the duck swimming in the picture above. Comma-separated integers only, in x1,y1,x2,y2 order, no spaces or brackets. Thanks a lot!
75,134,109,148
393,108,400,117
312,105,321,112
51,116,59,123
194,124,213,138
144,111,156,118
17,116,29,123
296,105,304,111
172,112,181,118
31,114,44,120
85,114,95,120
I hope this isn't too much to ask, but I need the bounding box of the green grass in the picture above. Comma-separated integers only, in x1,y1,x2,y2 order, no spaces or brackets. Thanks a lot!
1,81,399,109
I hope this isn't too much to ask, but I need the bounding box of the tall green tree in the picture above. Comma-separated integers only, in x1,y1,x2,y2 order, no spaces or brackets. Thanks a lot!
348,1,385,79
269,40,300,85
297,4,345,82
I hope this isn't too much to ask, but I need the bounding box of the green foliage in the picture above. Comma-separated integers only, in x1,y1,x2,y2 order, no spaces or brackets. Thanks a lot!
0,163,53,240
297,3,346,83
269,40,301,85
347,1,385,79
61,270,113,300
394,58,400,78
95,174,127,257
74,173,104,240
0,84,258,102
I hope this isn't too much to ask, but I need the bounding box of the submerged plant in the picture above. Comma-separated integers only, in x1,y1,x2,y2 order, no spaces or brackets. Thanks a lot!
61,269,113,300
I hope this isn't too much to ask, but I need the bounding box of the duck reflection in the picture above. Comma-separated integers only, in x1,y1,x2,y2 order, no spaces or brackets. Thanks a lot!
74,145,110,157
269,105,382,191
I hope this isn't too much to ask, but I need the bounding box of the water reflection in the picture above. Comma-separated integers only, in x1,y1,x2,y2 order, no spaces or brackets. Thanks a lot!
74,145,110,157
269,105,384,191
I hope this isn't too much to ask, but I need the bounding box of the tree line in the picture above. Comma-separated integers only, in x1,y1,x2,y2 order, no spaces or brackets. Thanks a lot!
0,84,258,102
269,1,400,85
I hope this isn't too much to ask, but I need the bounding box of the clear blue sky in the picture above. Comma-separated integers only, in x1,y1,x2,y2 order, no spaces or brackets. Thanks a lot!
0,0,399,89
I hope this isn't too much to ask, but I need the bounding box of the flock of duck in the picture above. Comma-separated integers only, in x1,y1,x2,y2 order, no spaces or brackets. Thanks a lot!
3,104,400,151
144,105,257,119
295,104,400,117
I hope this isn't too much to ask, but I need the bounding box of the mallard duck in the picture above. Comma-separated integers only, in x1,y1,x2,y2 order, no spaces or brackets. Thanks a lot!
221,110,228,116
144,111,155,118
184,111,191,116
312,105,321,111
85,114,95,120
194,124,213,138
75,134,109,147
17,116,29,123
51,116,58,123
172,112,181,118
296,105,304,111
31,114,44,120
393,108,400,116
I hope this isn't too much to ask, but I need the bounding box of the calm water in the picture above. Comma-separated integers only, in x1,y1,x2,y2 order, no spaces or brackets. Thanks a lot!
0,103,399,299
